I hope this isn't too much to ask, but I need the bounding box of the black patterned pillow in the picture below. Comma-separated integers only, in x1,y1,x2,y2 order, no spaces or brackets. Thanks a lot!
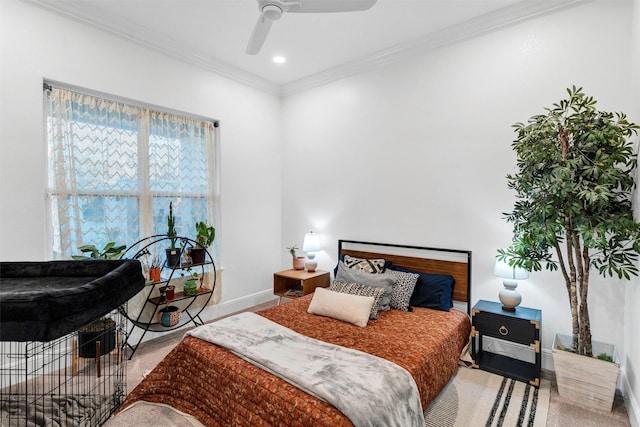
386,269,419,311
330,280,386,320
343,255,386,273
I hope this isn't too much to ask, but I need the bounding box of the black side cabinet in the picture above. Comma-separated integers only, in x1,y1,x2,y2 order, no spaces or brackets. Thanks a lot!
471,300,541,387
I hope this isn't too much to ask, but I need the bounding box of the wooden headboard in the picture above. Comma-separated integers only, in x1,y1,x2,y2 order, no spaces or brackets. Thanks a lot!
338,240,472,314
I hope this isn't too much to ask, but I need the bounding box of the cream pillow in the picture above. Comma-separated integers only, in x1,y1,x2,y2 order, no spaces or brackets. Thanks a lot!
307,287,374,327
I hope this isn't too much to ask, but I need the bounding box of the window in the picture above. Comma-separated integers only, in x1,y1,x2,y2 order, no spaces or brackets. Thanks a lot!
45,85,219,260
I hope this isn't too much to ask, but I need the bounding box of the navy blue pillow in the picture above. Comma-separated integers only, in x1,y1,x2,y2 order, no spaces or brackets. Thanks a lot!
387,264,454,312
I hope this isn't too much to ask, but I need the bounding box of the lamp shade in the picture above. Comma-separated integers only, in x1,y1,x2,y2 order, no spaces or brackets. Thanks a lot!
494,258,529,280
302,232,321,252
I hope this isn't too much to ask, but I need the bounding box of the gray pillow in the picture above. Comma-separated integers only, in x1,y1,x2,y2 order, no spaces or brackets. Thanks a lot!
385,269,419,311
343,254,386,273
330,281,387,320
335,261,394,311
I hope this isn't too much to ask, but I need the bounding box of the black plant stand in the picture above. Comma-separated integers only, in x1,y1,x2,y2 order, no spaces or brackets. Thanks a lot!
120,235,216,359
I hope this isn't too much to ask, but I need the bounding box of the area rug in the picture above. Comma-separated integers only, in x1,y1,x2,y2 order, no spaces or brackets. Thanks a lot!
424,367,550,427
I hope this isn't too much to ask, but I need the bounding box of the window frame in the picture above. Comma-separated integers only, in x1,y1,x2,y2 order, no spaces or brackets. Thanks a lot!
44,82,221,262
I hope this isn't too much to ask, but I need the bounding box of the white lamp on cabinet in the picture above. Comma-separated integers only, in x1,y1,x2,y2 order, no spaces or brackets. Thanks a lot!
302,231,321,272
494,256,529,312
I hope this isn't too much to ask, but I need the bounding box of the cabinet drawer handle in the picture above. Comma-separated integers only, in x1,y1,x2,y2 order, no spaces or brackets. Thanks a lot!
499,325,509,336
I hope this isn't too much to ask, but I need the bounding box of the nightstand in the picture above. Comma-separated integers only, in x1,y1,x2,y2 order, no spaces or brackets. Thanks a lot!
273,269,330,303
471,300,541,387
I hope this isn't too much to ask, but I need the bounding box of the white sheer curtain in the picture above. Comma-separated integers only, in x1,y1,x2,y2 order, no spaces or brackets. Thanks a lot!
46,86,219,264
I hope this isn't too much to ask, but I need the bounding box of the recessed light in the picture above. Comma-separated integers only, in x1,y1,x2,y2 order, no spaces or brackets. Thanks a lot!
273,56,286,64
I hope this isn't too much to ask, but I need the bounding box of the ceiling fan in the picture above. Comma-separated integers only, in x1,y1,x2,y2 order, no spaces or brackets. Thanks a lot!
246,0,378,55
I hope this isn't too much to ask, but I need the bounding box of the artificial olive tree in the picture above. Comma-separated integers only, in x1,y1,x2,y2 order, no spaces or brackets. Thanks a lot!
499,86,640,357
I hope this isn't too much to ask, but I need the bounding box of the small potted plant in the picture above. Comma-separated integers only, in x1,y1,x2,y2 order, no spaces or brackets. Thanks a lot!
287,245,305,270
183,271,198,296
72,241,127,260
190,221,215,264
165,202,181,267
158,284,175,302
148,255,162,283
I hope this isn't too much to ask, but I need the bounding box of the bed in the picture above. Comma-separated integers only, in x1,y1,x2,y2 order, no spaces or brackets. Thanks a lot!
116,240,472,426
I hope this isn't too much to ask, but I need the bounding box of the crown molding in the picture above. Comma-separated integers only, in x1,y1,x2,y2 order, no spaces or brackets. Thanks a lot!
21,0,282,96
23,0,591,98
281,0,592,96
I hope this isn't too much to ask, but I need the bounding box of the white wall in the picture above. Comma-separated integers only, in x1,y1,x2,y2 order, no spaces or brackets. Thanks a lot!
282,0,636,376
3,0,640,418
0,0,282,308
625,0,640,424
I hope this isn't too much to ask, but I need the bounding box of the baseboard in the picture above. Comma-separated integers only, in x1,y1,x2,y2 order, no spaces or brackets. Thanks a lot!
198,289,277,323
130,289,277,345
621,369,640,427
542,348,554,372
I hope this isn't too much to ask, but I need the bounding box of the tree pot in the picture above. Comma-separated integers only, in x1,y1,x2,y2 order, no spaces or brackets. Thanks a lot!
190,247,206,264
78,317,116,358
165,248,182,268
552,333,620,411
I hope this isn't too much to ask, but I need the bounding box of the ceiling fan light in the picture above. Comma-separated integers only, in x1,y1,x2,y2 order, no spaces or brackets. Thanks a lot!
273,56,286,64
262,4,283,21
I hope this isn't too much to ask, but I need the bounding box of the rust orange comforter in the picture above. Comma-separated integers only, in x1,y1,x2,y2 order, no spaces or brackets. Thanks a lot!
121,294,471,426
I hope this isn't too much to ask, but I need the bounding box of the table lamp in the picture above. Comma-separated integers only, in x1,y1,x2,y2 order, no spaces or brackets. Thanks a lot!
494,256,529,312
302,231,321,272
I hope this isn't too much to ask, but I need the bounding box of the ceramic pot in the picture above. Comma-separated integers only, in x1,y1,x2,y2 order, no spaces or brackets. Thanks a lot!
158,306,180,327
165,248,181,268
149,267,161,283
183,279,197,296
190,247,206,264
293,257,305,270
159,285,175,301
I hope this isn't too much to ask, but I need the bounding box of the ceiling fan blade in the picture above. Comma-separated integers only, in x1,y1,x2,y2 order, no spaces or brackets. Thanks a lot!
246,15,274,55
287,0,377,13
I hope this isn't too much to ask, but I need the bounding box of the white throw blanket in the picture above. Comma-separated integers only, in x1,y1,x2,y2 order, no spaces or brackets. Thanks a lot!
186,312,425,427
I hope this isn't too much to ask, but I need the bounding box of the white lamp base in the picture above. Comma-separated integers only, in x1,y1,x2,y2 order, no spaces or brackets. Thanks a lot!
305,253,317,272
499,280,521,312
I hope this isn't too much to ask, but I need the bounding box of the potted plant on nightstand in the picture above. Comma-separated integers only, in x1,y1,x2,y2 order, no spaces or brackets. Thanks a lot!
287,245,305,270
189,221,215,265
499,86,640,411
165,202,181,267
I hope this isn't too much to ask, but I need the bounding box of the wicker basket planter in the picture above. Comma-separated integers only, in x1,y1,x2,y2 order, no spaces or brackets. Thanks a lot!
552,333,619,412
